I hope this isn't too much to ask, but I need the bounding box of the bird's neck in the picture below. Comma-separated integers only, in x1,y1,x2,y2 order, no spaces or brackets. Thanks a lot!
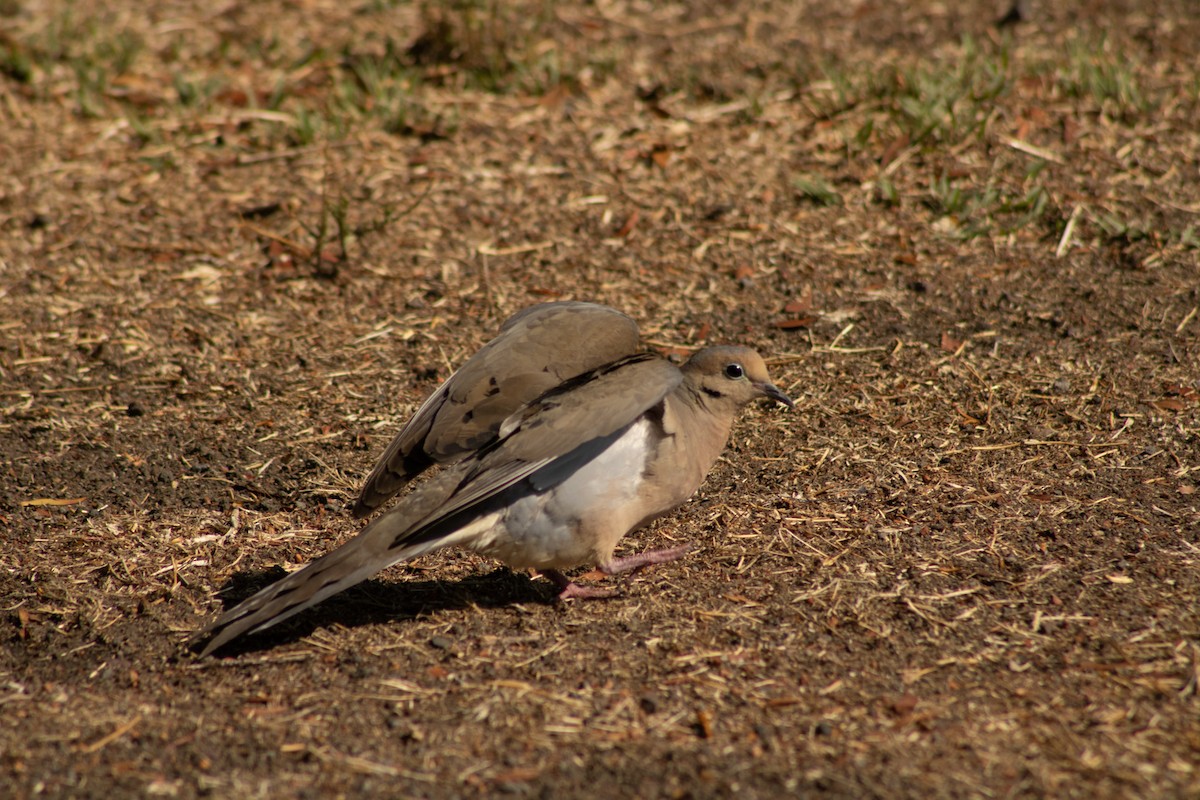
663,387,737,484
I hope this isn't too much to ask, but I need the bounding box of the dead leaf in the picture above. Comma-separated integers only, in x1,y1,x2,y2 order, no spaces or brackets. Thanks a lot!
784,287,813,314
765,696,803,708
1162,382,1195,397
537,83,571,109
955,406,981,425
890,694,919,715
615,210,639,238
695,709,713,738
1062,115,1078,145
879,134,910,166
215,87,250,107
773,317,815,330
940,332,964,353
1153,398,1186,412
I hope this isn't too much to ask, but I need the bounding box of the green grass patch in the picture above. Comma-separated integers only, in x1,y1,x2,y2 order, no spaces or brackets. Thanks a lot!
882,36,1011,147
791,174,843,207
925,171,1055,241
1056,33,1152,119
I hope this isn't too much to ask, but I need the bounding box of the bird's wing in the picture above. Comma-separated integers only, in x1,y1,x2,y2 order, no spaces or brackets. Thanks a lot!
352,302,640,516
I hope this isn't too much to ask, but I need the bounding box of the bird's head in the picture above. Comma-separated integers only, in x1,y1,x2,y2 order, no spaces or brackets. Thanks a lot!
682,346,794,410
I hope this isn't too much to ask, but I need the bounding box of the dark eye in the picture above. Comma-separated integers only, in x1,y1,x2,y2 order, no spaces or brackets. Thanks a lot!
723,363,745,380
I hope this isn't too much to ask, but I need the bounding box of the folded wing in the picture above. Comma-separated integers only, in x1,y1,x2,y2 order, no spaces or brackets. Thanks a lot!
352,302,640,517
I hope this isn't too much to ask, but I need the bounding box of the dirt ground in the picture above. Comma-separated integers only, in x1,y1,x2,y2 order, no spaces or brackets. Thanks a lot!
2,0,1199,797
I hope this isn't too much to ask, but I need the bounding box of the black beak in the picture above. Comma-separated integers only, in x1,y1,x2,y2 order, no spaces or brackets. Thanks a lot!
758,382,795,410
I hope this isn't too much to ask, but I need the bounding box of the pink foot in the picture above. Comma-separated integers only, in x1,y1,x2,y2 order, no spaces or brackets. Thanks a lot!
542,569,618,600
541,544,693,601
601,544,693,576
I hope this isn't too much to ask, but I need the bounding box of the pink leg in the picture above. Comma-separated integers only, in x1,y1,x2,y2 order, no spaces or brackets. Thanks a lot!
600,544,693,576
542,569,617,600
542,543,693,600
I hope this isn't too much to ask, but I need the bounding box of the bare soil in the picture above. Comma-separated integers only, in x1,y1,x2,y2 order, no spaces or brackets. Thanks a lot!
2,1,1198,797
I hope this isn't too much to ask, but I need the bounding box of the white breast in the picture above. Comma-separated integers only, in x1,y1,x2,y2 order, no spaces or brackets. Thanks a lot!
466,419,655,569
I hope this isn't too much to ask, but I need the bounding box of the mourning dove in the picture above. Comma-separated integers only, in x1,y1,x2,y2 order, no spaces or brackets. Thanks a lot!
193,344,793,657
353,302,641,518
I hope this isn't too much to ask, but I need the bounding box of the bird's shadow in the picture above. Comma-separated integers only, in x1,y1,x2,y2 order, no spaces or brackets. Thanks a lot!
197,566,557,659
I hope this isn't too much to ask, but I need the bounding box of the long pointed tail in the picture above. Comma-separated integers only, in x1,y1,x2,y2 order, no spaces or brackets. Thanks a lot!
192,459,486,656
192,511,437,657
